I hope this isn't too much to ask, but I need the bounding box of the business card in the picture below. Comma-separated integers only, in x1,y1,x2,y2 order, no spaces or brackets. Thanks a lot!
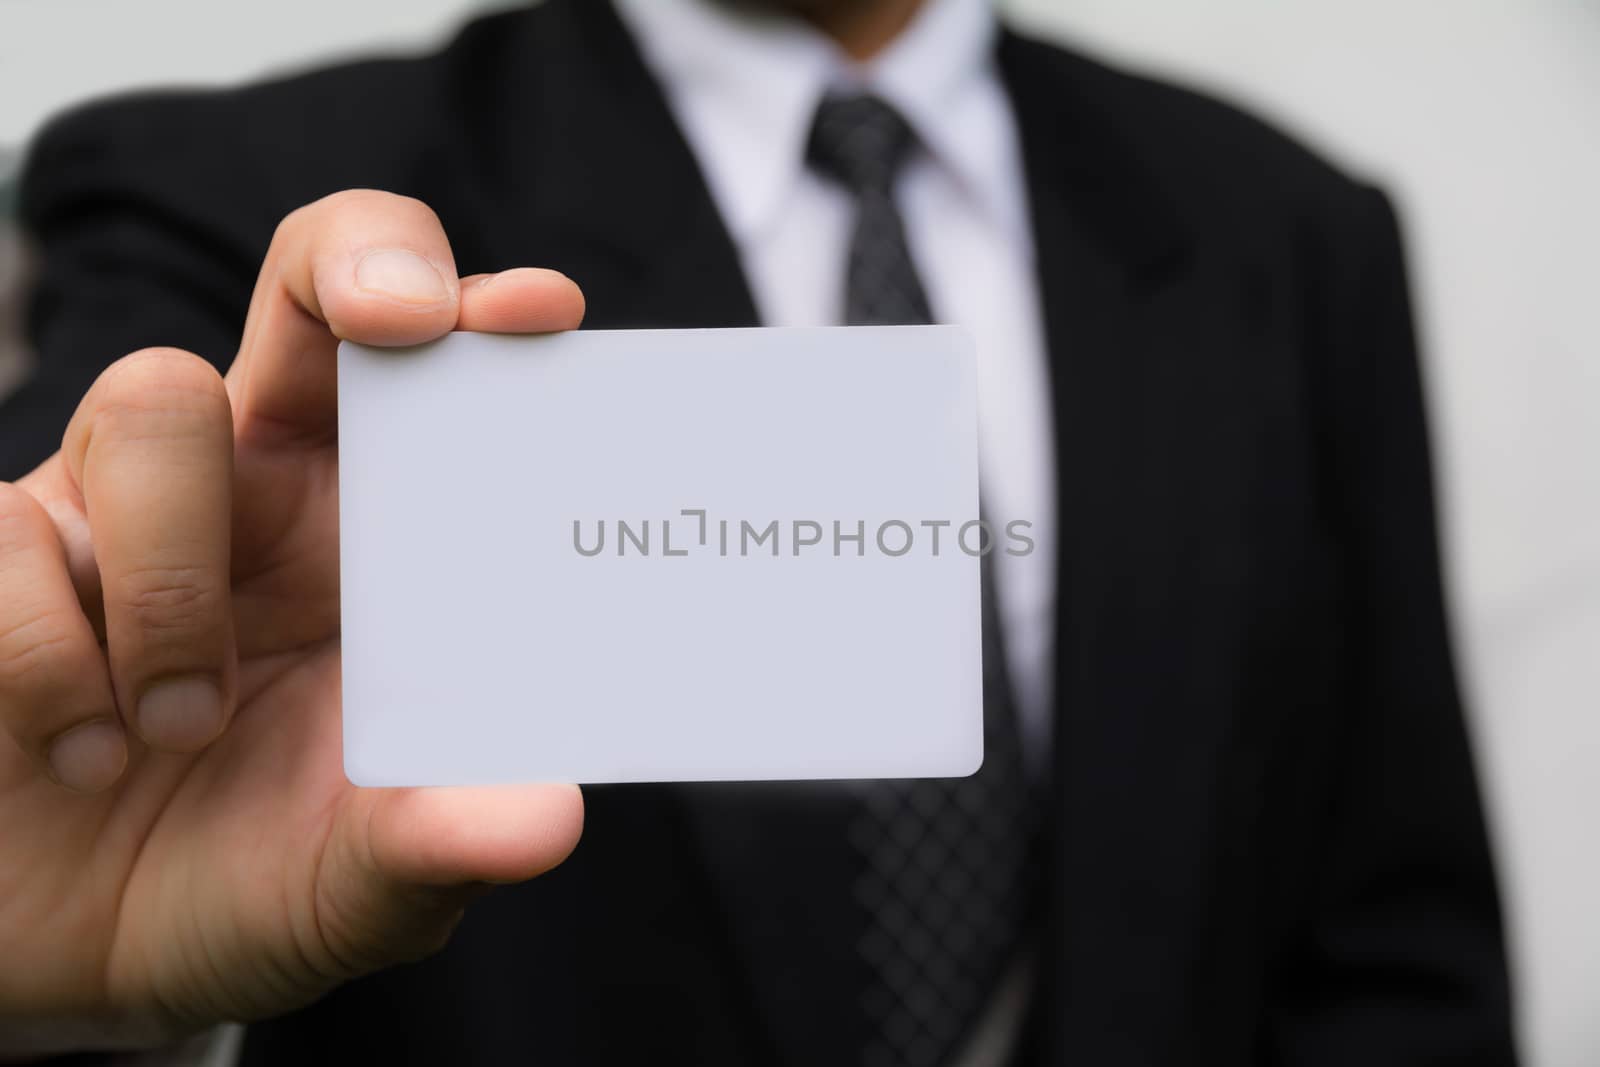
337,326,982,785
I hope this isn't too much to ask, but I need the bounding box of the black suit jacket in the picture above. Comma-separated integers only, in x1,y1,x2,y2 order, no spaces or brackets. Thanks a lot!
8,1,1515,1063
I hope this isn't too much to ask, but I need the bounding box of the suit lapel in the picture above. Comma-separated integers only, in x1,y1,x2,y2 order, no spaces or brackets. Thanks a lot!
1001,33,1279,1062
1000,35,1188,1061
466,0,761,331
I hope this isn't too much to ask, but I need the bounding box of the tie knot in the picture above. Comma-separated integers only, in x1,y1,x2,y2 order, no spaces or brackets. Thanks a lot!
806,92,919,196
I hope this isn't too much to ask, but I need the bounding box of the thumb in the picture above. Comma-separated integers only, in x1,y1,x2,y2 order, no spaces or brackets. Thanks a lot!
316,784,584,970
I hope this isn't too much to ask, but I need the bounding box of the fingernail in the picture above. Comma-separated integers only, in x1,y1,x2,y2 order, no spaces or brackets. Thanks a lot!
48,720,128,793
354,249,451,305
138,676,224,752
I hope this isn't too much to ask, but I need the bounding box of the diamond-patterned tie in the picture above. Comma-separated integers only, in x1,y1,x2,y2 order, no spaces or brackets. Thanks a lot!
808,92,1041,1067
807,93,933,326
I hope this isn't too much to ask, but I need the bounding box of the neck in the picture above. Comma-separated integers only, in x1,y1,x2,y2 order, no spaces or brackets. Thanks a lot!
791,0,927,61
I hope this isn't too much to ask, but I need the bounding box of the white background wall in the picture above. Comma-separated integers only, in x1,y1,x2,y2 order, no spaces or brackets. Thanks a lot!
2,1,1597,1063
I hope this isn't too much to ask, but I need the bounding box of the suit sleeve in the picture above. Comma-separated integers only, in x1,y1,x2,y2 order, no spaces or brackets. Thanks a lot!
2,99,266,481
1270,187,1518,1065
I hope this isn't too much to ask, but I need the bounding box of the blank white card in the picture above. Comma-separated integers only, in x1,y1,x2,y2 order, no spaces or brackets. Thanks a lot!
337,326,982,785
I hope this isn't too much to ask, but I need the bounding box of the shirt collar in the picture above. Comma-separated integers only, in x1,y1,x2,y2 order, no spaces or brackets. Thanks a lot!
612,0,1012,245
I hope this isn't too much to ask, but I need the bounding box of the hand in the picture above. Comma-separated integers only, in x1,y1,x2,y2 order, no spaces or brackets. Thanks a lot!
0,191,587,1057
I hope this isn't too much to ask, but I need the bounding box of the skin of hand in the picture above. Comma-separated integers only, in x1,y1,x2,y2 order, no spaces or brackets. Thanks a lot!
0,190,587,1058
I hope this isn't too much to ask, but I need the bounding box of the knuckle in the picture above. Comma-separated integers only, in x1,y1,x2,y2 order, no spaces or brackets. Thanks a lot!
274,203,311,246
113,564,223,637
0,607,81,689
0,480,26,512
391,194,444,231
93,351,231,440
103,348,228,406
309,189,443,231
0,485,46,550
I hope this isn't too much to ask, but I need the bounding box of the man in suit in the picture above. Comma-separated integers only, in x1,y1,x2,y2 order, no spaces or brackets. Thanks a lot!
0,0,1515,1063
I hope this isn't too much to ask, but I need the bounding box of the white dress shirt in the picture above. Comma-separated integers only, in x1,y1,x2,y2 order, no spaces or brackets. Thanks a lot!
614,0,1059,761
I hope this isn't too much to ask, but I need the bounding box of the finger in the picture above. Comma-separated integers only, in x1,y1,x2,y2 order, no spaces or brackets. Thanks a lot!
455,269,586,334
13,454,106,635
227,190,462,444
0,482,125,792
62,349,236,754
365,784,584,887
313,785,583,968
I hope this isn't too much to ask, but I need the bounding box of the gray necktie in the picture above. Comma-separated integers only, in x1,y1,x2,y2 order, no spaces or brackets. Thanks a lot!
808,91,1041,1067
